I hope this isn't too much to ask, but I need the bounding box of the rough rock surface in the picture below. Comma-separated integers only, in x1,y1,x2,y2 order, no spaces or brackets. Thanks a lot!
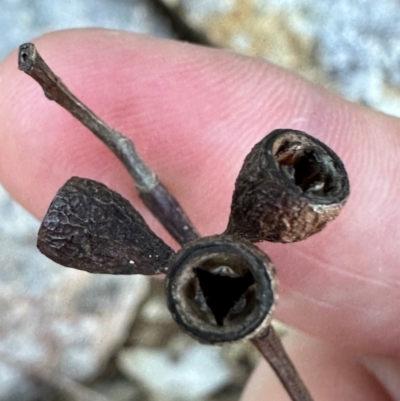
161,0,400,117
0,187,149,401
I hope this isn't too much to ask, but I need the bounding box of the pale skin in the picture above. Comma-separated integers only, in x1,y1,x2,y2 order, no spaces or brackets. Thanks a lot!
1,29,400,400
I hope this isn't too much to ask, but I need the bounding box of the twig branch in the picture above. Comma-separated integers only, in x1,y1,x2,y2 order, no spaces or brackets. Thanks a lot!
18,43,198,245
252,327,314,401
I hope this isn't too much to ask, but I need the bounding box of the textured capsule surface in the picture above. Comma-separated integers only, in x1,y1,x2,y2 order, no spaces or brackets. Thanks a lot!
38,177,174,275
226,129,350,243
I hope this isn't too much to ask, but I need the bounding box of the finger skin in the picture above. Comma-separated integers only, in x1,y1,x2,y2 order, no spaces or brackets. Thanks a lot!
1,29,400,356
241,331,394,401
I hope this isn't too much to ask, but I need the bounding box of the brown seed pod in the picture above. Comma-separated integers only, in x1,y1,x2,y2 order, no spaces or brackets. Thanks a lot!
225,129,350,243
165,235,276,344
37,177,174,275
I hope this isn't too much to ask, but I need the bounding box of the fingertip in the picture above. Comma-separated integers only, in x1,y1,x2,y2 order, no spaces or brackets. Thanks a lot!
0,29,313,230
2,29,400,357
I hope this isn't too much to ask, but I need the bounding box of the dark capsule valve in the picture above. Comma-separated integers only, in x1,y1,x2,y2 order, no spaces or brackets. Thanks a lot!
165,236,276,344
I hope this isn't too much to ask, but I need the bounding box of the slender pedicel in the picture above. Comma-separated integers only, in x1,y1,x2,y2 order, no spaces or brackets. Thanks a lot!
18,43,198,245
252,328,314,401
19,42,315,401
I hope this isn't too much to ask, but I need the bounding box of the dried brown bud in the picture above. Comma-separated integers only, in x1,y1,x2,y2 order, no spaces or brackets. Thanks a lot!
165,235,276,344
37,177,174,275
226,129,350,243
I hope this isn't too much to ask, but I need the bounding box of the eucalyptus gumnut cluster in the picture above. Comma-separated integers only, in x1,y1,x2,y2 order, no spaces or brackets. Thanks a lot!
19,42,349,401
38,129,349,344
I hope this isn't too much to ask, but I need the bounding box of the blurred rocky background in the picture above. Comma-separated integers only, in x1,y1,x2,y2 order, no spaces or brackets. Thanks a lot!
1,0,400,400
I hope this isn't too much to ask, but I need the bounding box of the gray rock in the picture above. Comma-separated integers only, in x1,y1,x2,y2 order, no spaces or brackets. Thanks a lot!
0,224,149,398
118,340,232,401
163,0,400,117
0,0,175,61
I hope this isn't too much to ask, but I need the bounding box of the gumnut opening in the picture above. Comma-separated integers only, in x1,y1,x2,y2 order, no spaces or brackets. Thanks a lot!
226,129,350,243
165,235,276,344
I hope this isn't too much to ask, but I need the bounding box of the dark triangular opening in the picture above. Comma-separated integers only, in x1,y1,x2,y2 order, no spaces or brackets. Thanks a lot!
195,268,254,326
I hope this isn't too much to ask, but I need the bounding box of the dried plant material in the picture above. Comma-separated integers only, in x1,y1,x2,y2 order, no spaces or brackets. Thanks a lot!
19,43,352,401
165,235,276,344
38,177,174,275
226,129,350,243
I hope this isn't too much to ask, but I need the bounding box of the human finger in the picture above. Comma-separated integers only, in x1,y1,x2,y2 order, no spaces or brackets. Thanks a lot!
0,29,399,356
